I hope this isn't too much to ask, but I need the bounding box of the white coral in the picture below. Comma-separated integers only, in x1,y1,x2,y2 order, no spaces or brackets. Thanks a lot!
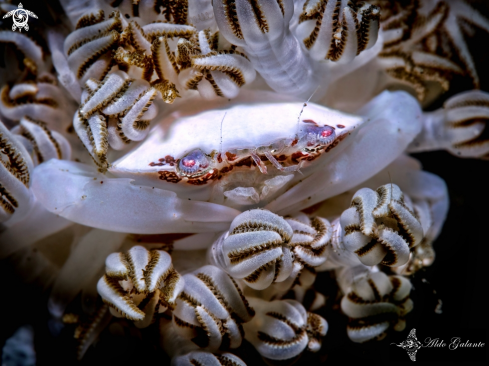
211,209,333,290
339,183,423,267
244,297,328,361
172,265,255,351
97,245,184,327
409,90,489,158
340,271,413,343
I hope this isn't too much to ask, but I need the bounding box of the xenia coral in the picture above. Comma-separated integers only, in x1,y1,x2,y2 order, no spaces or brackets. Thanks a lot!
0,0,488,364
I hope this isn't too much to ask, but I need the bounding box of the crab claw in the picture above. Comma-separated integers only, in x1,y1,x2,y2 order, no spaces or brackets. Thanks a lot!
266,90,423,215
31,159,240,234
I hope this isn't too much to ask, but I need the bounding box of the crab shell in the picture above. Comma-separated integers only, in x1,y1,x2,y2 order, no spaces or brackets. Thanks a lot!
109,95,362,206
31,90,421,233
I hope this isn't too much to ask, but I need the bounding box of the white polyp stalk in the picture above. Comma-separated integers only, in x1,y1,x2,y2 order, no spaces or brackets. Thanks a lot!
0,198,72,258
174,233,222,251
245,33,317,96
48,228,126,318
59,0,98,27
335,265,376,295
409,90,489,158
407,110,448,153
188,0,218,31
160,321,199,359
213,0,319,97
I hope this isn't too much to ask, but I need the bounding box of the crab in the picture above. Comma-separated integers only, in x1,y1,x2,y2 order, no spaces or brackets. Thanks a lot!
109,93,358,189
30,88,422,233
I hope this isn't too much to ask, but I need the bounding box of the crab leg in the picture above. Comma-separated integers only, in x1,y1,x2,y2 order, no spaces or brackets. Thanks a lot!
264,151,303,173
251,151,268,174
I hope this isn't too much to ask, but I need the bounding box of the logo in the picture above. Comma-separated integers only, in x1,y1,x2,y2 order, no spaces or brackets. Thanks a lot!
392,328,423,361
3,3,37,32
391,328,486,362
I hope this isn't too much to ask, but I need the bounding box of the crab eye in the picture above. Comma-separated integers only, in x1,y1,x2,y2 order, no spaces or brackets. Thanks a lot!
299,125,336,149
317,126,335,145
177,149,212,177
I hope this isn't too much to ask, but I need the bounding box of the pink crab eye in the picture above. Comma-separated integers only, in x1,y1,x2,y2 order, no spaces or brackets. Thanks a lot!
182,158,196,167
317,125,335,145
298,124,336,149
177,149,212,177
321,129,333,137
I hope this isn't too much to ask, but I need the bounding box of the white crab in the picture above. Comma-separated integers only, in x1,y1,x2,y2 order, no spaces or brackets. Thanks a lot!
29,89,421,233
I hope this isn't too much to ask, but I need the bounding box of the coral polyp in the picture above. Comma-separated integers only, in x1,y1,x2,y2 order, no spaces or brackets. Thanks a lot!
0,0,487,364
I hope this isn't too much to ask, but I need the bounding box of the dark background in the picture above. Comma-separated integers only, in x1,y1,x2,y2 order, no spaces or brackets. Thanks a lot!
0,0,488,365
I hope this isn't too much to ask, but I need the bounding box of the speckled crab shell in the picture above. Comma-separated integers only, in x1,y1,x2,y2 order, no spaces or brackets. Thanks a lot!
107,90,415,199
30,89,422,233
109,93,362,198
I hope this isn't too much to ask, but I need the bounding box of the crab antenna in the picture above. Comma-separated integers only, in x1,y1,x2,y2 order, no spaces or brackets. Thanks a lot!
296,85,320,135
219,112,227,157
